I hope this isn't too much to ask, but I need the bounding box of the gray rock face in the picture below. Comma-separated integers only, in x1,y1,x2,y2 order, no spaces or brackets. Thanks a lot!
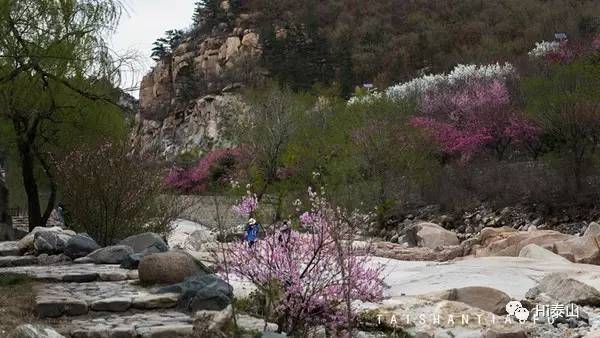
86,245,133,264
526,273,600,306
64,234,100,259
34,231,72,255
9,324,65,338
118,232,168,253
159,274,233,312
37,254,71,266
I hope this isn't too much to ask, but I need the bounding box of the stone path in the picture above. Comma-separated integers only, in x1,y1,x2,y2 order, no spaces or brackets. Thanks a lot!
52,311,194,338
0,263,137,282
0,241,19,256
35,281,179,318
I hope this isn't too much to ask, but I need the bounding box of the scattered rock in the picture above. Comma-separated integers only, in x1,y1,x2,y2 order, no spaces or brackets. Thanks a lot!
138,251,206,285
405,222,459,249
159,274,233,312
518,244,571,263
86,245,133,264
484,327,528,338
64,234,100,259
119,232,168,253
9,324,65,338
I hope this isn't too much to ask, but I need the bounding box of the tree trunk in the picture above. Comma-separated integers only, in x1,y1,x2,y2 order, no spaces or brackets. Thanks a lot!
17,140,42,231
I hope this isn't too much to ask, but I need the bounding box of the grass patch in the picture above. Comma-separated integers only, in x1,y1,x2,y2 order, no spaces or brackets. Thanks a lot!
0,273,33,286
0,273,37,335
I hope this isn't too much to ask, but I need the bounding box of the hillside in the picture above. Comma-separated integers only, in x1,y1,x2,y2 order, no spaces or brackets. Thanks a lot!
131,0,600,159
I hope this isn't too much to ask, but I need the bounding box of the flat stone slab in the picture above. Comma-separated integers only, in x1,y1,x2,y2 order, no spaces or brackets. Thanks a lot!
0,263,135,282
0,255,37,267
55,311,193,338
35,281,179,317
0,241,20,256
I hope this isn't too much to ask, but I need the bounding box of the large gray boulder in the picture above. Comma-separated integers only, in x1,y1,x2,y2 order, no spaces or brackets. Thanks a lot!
405,222,459,249
119,232,168,253
519,244,570,263
86,245,133,264
63,234,100,259
159,274,233,312
9,324,65,338
18,226,70,252
138,251,206,285
526,273,600,306
33,231,72,255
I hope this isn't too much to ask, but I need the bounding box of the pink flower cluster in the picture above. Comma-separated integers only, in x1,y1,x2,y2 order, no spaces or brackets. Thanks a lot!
223,193,384,334
165,148,240,193
412,80,539,160
231,193,258,218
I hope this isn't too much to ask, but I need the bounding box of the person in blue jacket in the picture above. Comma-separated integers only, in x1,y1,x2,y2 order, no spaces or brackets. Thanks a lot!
244,218,260,247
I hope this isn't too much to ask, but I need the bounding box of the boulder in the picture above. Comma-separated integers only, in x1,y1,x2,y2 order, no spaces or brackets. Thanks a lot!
118,232,168,253
86,245,133,264
405,222,459,249
33,231,72,255
553,223,600,264
423,286,511,315
518,244,571,263
475,227,572,257
525,273,600,306
64,234,100,259
138,251,205,285
18,226,65,252
9,324,65,338
119,244,164,270
160,274,234,312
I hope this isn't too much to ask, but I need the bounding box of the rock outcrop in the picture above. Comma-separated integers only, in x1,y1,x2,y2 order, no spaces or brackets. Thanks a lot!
131,10,263,159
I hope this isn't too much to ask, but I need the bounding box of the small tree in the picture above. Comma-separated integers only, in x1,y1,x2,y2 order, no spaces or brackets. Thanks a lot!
223,187,383,336
411,79,539,161
54,141,173,246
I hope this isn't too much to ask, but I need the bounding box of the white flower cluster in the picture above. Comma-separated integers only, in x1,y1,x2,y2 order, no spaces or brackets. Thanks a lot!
348,63,517,105
528,41,560,58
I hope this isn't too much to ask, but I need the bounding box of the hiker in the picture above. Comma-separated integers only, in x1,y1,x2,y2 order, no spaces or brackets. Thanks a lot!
278,220,292,244
244,218,260,247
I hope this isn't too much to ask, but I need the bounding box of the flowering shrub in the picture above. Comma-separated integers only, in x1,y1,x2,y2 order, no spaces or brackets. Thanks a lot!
348,63,516,105
411,80,539,160
223,187,383,335
165,148,241,193
231,190,259,218
528,41,561,58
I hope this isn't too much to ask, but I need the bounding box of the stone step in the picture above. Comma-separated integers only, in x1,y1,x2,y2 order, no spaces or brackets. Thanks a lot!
54,311,194,338
0,263,137,282
0,241,19,256
0,255,37,267
35,281,179,318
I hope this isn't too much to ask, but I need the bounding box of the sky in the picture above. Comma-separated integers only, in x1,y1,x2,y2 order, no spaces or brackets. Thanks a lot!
110,0,197,98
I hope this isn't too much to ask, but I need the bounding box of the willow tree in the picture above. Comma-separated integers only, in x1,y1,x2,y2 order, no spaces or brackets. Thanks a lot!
0,0,126,231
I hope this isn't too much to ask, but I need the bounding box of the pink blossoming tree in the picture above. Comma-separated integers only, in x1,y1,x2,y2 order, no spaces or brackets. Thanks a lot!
165,148,241,193
411,79,539,161
223,187,383,336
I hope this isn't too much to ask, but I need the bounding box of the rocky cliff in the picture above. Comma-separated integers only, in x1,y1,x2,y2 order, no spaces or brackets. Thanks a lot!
130,8,262,160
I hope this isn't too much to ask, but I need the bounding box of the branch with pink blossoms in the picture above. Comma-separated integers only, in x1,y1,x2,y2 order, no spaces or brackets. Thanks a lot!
220,187,383,336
